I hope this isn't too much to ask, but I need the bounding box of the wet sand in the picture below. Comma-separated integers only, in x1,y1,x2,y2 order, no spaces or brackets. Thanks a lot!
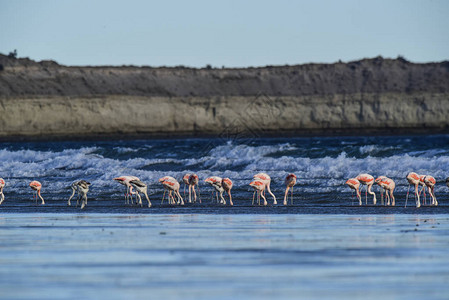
0,213,448,299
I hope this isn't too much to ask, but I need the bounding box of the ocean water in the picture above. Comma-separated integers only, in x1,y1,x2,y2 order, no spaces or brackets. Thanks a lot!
0,135,449,208
1,135,449,299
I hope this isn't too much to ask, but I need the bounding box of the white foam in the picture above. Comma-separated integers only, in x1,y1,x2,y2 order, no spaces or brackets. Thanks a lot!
1,141,449,197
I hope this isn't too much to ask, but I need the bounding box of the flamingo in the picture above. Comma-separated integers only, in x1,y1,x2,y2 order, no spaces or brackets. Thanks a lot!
113,176,139,204
283,173,297,205
182,173,191,199
160,177,184,205
159,176,177,204
188,174,201,203
29,181,45,205
345,178,361,205
356,174,376,205
374,176,388,205
222,178,233,206
68,180,91,209
375,176,395,206
253,173,277,205
405,172,421,208
204,176,226,204
0,178,5,205
129,179,151,207
419,175,428,205
423,175,437,206
250,180,267,206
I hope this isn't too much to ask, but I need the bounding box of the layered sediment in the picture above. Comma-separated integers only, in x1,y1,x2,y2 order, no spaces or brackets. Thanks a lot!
0,54,448,139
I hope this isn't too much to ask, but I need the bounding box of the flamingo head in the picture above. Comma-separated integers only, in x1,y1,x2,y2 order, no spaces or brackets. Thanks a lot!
29,181,42,190
249,180,265,189
182,174,191,184
159,176,170,182
374,176,387,185
345,178,360,190
189,174,199,184
286,173,297,180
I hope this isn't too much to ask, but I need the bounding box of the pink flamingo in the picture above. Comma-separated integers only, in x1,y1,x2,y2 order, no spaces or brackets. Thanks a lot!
250,180,267,206
356,174,376,205
375,176,395,206
160,177,184,205
0,178,5,205
159,176,177,204
423,175,437,206
130,179,152,208
113,176,139,204
29,181,45,205
419,175,428,205
345,178,361,205
204,176,226,204
253,173,277,205
68,180,91,209
188,173,201,203
283,173,297,205
182,173,191,199
406,172,421,208
374,176,388,205
222,178,233,206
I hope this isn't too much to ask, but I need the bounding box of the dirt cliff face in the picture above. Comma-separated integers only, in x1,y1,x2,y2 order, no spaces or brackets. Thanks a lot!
0,54,448,140
1,55,448,98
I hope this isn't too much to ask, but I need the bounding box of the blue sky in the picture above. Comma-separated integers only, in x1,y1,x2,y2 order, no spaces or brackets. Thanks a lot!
1,0,448,67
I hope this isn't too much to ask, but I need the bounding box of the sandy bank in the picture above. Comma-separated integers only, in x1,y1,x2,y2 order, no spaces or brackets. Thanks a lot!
1,92,448,140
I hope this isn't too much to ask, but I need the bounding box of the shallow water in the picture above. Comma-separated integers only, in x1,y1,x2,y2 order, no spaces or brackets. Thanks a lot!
1,136,449,299
0,213,448,300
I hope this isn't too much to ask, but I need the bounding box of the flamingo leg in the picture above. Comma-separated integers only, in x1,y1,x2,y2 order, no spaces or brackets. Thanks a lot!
252,191,256,205
367,183,377,205
68,186,76,206
266,183,277,205
192,185,197,203
419,185,426,205
432,186,438,206
283,186,290,206
197,185,202,204
219,190,226,205
81,192,87,209
228,190,233,206
174,189,184,205
405,184,410,208
161,189,166,205
357,188,361,206
391,189,395,206
365,185,368,204
415,184,421,208
261,191,267,206
188,185,192,203
291,186,294,205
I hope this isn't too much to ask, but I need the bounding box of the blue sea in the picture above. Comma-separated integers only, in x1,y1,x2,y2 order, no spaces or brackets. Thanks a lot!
1,135,449,299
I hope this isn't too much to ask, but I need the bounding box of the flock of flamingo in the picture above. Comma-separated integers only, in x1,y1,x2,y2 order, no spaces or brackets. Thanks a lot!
346,173,449,208
0,172,448,209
